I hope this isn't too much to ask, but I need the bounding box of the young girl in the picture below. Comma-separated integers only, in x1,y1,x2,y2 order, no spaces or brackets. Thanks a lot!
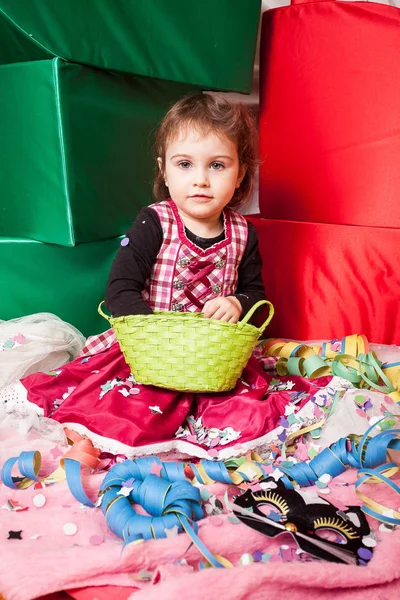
0,94,332,460
105,92,265,322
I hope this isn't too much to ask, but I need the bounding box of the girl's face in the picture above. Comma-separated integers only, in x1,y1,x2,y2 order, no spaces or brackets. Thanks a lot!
158,126,246,227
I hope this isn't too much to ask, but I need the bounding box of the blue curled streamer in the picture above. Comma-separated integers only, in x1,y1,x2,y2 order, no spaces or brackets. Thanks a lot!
1,451,39,488
98,457,225,567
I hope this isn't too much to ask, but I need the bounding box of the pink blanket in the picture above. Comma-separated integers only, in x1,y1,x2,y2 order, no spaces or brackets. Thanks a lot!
1,429,400,600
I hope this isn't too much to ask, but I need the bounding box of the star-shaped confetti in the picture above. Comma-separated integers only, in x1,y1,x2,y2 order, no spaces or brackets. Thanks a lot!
150,463,163,477
13,333,26,345
259,479,278,491
279,416,289,428
8,530,22,540
117,486,134,497
49,446,65,459
284,404,296,416
122,478,135,488
165,525,179,538
271,468,284,482
118,388,130,397
100,381,113,397
285,381,295,390
149,405,163,415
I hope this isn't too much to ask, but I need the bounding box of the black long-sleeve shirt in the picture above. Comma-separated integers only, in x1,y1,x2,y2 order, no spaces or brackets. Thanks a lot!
105,207,266,318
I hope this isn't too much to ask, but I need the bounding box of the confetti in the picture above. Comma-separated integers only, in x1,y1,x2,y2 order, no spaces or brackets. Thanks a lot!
357,547,373,561
136,570,153,581
89,534,104,546
362,535,377,548
260,480,277,491
122,478,135,488
117,486,133,497
49,446,64,459
118,388,130,397
8,530,22,540
149,405,163,415
271,468,284,482
165,525,179,538
120,237,130,246
150,463,163,477
33,494,46,508
13,333,26,345
261,553,271,562
200,488,211,502
317,487,331,495
208,449,219,458
227,516,240,524
209,516,224,527
63,523,78,536
239,553,254,565
279,416,289,428
287,413,299,426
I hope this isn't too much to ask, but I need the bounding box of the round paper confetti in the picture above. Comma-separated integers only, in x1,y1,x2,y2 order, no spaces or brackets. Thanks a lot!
239,553,254,565
357,547,373,561
33,494,46,508
120,237,130,247
252,550,263,562
209,516,223,527
63,522,78,536
319,474,332,485
89,534,104,546
362,536,377,548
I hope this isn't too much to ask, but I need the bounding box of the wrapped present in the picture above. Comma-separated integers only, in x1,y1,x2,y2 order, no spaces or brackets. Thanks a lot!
0,236,121,336
259,0,400,228
0,0,261,92
0,59,194,245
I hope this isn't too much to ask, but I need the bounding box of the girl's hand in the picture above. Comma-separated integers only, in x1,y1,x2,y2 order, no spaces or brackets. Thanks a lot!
203,296,242,323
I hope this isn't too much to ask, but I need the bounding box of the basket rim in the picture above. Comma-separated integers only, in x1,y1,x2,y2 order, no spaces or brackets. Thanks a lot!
111,311,260,333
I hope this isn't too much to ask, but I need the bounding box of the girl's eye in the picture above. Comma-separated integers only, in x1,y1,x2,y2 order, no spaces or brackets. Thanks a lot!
178,161,191,169
210,162,224,170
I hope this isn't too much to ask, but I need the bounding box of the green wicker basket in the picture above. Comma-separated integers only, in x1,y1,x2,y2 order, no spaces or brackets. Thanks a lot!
98,300,274,392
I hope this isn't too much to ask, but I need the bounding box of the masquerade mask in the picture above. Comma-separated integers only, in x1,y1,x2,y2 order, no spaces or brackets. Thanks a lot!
231,477,374,565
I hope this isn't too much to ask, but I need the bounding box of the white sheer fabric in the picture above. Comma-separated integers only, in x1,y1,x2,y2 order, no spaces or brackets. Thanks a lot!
0,313,85,390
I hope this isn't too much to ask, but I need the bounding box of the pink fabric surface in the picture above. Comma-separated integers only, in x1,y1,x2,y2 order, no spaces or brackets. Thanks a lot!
1,425,400,600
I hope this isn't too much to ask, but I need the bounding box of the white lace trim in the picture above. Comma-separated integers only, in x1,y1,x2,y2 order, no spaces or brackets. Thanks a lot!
0,381,44,416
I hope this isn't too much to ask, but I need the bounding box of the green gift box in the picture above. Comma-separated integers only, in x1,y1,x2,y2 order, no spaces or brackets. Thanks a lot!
0,0,261,92
0,59,194,246
0,236,121,336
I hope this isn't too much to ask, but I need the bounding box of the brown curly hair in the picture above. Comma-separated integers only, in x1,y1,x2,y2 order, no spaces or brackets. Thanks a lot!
153,93,258,210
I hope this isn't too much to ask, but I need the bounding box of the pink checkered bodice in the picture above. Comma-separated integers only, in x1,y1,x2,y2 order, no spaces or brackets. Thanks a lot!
142,200,248,312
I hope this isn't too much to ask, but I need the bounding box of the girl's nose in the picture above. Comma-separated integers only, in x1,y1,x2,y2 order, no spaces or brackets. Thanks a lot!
193,168,209,186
